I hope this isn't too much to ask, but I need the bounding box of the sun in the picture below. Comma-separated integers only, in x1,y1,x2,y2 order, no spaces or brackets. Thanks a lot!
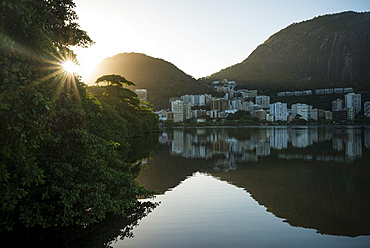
62,60,80,74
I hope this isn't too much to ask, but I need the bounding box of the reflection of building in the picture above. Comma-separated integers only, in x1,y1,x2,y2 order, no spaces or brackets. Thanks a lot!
161,126,365,166
171,130,184,155
211,140,229,152
291,127,313,148
256,141,271,156
269,127,289,150
345,128,362,160
332,128,344,151
365,128,370,148
214,152,237,171
333,138,344,151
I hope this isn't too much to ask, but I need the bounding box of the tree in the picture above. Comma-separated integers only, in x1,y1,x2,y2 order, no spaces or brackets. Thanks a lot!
354,115,370,124
0,0,94,229
0,1,157,230
95,74,134,87
226,110,259,125
88,75,159,139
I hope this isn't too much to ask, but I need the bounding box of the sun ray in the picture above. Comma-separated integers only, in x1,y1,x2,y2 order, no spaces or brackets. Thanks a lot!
2,30,86,122
62,61,79,74
35,50,85,112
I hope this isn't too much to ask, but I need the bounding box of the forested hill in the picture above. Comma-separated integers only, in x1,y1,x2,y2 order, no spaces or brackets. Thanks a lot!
88,53,212,110
207,11,370,92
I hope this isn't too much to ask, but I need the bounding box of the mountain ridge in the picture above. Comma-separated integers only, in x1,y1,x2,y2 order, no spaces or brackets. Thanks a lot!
207,11,370,91
88,52,212,110
88,11,370,110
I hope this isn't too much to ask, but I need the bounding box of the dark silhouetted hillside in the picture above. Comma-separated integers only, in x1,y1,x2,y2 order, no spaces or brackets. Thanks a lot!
88,53,211,110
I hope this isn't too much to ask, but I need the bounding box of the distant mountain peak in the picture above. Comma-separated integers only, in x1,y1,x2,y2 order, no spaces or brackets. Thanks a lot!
208,11,370,91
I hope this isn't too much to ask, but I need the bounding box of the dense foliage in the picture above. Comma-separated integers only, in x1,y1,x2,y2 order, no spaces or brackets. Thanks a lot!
88,74,159,159
0,0,158,230
221,110,259,126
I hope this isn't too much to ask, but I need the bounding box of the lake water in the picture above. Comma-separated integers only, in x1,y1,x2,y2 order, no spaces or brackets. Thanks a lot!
114,126,370,248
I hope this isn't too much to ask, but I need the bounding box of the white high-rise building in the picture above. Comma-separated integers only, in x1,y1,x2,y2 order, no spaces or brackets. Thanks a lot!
183,103,192,120
269,102,288,121
171,100,184,122
231,99,243,110
181,94,207,107
241,101,254,111
255,95,270,109
181,95,193,105
199,95,206,106
345,93,361,115
291,103,311,121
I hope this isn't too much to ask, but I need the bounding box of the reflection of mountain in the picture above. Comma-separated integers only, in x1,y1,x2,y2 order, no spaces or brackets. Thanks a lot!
211,162,370,237
138,140,370,237
137,145,212,193
139,126,370,237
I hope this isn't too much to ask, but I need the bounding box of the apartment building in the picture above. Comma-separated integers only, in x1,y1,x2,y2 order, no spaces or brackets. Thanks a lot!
292,103,311,121
255,95,270,109
269,102,288,121
345,92,362,115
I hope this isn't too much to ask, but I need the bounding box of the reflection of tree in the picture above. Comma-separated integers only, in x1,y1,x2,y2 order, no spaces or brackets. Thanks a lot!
125,134,159,164
0,201,158,248
137,145,212,193
138,127,370,237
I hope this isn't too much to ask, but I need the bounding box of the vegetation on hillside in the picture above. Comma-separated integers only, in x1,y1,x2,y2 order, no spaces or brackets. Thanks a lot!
88,53,213,110
207,11,370,95
0,0,158,231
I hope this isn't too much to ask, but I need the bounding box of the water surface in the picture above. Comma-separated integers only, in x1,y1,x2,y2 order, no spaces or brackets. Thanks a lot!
116,126,370,248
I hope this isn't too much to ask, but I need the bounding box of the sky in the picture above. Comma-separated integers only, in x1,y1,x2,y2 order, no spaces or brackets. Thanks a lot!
72,0,370,81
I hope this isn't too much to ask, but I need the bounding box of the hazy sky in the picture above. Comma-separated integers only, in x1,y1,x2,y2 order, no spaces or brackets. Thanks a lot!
73,0,370,80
